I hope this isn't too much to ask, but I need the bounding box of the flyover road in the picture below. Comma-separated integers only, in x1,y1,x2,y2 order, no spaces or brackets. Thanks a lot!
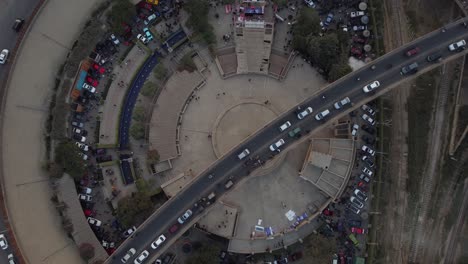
0,1,44,263
107,19,468,264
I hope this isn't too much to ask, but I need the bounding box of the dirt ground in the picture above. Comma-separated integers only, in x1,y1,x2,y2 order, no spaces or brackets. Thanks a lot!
375,0,465,263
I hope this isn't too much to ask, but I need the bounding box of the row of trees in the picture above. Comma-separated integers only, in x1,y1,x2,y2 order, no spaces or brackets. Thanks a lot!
292,9,352,82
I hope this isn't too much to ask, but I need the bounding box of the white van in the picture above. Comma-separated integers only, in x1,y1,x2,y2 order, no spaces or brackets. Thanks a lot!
237,149,250,160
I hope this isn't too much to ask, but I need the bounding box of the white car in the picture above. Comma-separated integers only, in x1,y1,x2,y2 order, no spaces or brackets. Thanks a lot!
82,83,96,93
279,121,292,132
178,209,193,224
351,124,359,136
0,49,9,64
304,0,316,8
123,226,137,238
361,114,376,125
110,34,120,45
121,248,136,263
134,250,149,264
363,81,380,93
362,167,373,177
7,253,14,264
137,34,148,44
448,39,466,51
297,107,313,119
350,11,365,18
75,142,89,151
350,196,364,208
354,189,368,201
78,152,88,161
151,235,166,249
237,149,250,160
315,109,330,121
361,145,375,156
361,104,376,116
0,234,8,250
87,217,102,227
81,187,92,194
334,97,351,109
78,194,92,202
144,14,157,25
269,138,285,152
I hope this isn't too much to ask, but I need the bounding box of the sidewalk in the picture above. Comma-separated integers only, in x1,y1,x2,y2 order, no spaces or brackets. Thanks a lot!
1,0,104,263
99,46,149,146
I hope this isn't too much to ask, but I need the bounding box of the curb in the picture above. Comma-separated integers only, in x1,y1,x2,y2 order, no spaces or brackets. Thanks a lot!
0,1,49,263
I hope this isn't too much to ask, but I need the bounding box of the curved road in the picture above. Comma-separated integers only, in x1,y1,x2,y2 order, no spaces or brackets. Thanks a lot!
108,19,468,264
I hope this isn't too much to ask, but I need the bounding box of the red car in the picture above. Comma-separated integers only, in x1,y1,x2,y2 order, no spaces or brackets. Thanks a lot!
86,76,99,87
405,47,420,57
169,224,179,234
351,46,363,56
322,208,334,216
352,36,366,44
351,227,366,234
92,63,105,74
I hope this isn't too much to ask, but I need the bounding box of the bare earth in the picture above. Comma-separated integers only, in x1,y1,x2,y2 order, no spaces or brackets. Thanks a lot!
1,0,103,263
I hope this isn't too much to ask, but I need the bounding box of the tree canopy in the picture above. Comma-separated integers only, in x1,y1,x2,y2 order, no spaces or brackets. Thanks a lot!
130,122,145,140
132,106,146,122
54,141,86,179
117,191,153,226
184,0,216,45
79,243,95,261
186,244,220,264
108,0,136,35
292,8,320,53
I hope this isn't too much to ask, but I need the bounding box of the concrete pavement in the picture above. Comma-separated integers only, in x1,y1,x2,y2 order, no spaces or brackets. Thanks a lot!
1,0,103,263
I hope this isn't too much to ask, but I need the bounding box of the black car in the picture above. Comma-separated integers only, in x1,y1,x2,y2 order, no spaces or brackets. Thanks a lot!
362,156,375,168
426,53,442,62
96,155,112,163
74,112,84,120
12,18,25,32
361,135,375,145
361,124,376,134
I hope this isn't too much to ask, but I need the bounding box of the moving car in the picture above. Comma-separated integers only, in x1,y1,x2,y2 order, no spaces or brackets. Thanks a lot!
315,109,330,121
0,234,8,250
78,194,92,202
237,149,250,160
361,105,375,115
426,53,442,62
168,223,179,234
362,167,373,177
448,39,466,51
405,47,420,57
178,209,193,224
12,18,25,32
151,234,166,249
351,227,367,234
134,250,149,264
297,107,313,119
363,80,380,93
122,226,136,238
354,189,368,201
400,62,419,75
279,121,292,132
87,217,102,227
269,138,285,152
351,124,359,136
350,196,364,208
361,145,376,156
0,49,9,64
334,97,351,109
361,114,376,125
120,248,136,263
7,254,15,264
110,34,120,45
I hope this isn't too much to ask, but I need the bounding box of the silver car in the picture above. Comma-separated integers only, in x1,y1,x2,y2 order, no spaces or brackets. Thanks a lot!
350,196,364,209
269,139,285,152
297,107,313,119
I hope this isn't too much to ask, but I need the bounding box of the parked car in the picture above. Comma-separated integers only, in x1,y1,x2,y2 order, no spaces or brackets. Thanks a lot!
134,250,149,264
75,142,89,151
0,49,9,64
121,248,136,263
362,155,375,167
324,13,334,26
12,18,24,32
78,194,92,202
352,25,367,31
123,226,136,238
350,196,364,208
348,219,362,227
362,167,373,177
359,173,370,183
351,227,367,234
297,107,313,119
0,234,8,250
351,124,359,136
83,83,96,93
87,217,102,227
361,114,376,125
86,76,99,86
178,209,193,224
151,235,166,249
354,189,368,201
304,0,316,8
351,46,363,56
279,121,292,132
405,47,420,57
448,39,466,51
73,134,86,143
81,187,92,194
334,97,351,109
78,152,88,161
426,53,442,62
362,145,376,156
137,33,148,44
346,203,361,215
143,27,154,41
350,11,365,18
361,124,376,134
352,36,366,44
168,224,178,234
361,135,375,145
401,62,419,75
363,81,380,93
269,139,285,152
71,121,84,128
361,104,376,115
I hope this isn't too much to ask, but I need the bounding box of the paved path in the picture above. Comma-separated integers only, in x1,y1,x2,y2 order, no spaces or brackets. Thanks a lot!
1,0,103,263
99,46,148,146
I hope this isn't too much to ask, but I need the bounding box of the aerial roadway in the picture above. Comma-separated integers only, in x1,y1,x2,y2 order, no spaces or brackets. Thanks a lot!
107,19,468,264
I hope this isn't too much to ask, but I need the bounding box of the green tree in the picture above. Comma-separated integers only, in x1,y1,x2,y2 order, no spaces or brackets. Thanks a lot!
108,0,136,34
179,53,197,72
303,234,336,263
130,122,145,140
147,149,160,164
79,243,95,261
186,244,220,264
117,192,153,226
153,64,168,80
271,0,287,7
328,62,352,82
293,8,320,39
47,161,64,178
141,81,159,97
135,178,150,195
132,106,146,122
307,33,340,74
184,0,216,45
54,141,85,179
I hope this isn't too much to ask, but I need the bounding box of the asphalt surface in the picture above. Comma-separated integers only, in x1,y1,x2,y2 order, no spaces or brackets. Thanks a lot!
108,19,468,264
0,1,43,263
